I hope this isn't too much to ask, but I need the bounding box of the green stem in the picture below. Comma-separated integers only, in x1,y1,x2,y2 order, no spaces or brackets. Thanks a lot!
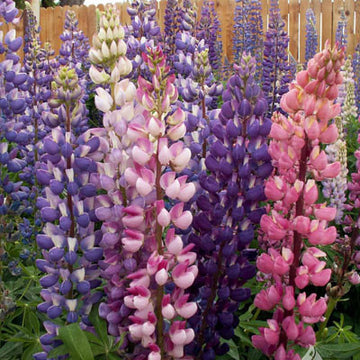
18,279,33,301
317,296,338,340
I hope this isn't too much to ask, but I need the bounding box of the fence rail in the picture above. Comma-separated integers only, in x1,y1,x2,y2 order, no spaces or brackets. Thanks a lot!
1,0,360,64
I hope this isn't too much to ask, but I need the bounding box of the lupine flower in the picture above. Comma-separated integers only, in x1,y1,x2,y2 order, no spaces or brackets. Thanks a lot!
196,0,221,73
34,67,103,358
323,57,357,222
335,8,347,49
305,9,318,64
186,54,271,360
163,0,181,59
126,0,161,78
253,42,344,359
352,43,360,112
233,0,263,77
262,0,292,117
121,46,197,359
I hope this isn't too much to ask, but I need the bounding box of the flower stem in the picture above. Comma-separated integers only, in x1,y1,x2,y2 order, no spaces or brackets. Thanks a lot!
317,296,337,340
155,139,164,357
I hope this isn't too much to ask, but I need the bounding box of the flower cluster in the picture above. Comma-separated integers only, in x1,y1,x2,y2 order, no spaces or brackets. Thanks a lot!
89,5,132,84
253,42,344,359
305,9,318,64
187,53,270,360
262,0,292,117
121,46,197,359
34,67,103,359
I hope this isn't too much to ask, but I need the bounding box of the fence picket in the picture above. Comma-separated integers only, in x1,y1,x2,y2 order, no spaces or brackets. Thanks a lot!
288,0,299,61
2,1,360,66
322,0,333,48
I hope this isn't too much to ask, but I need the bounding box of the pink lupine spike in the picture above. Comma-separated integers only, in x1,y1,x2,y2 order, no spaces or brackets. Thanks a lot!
282,286,296,311
303,180,318,205
310,146,328,170
265,177,286,201
298,293,327,324
296,70,309,88
314,207,336,221
254,285,282,311
270,123,291,141
132,138,154,166
263,319,280,345
146,252,164,275
319,123,339,144
158,137,171,165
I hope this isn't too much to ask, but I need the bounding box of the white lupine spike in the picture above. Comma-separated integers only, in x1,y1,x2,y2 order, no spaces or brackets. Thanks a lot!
106,27,114,41
98,27,106,41
101,41,110,59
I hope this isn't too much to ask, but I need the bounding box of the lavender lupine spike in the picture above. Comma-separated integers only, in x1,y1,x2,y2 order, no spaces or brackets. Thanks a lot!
0,0,35,278
353,43,360,112
248,0,264,77
163,0,181,59
179,0,197,33
261,0,292,118
59,10,90,76
126,0,161,78
233,0,249,63
196,0,221,73
23,3,58,157
305,9,318,64
33,68,103,359
0,0,19,26
335,8,347,48
186,54,271,360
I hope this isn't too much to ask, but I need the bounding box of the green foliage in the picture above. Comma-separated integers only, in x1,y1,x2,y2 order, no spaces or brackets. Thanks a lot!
0,265,45,360
47,305,126,359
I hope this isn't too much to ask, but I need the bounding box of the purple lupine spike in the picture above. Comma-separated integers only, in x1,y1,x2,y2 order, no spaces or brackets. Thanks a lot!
35,67,103,357
305,9,318,64
186,53,271,360
261,0,292,118
163,0,181,59
335,8,347,49
196,0,221,73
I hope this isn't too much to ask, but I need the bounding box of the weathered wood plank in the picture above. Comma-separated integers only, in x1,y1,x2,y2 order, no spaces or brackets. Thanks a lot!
322,0,333,48
288,0,299,61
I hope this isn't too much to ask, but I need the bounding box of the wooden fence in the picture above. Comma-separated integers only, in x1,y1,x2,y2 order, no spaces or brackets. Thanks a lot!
2,0,360,64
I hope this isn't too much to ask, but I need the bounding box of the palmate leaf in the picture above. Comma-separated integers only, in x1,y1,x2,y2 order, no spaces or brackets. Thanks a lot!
316,342,360,359
0,341,23,359
58,323,94,360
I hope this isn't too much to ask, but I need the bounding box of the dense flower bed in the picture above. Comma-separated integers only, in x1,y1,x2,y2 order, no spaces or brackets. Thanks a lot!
1,1,360,360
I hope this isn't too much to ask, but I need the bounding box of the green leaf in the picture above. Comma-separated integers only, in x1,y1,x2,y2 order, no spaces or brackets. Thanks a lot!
47,344,70,357
89,305,110,346
0,341,23,359
21,343,42,360
316,342,360,359
58,323,94,360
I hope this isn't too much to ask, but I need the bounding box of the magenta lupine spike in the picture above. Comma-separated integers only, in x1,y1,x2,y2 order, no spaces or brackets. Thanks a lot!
121,46,197,359
253,42,345,359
